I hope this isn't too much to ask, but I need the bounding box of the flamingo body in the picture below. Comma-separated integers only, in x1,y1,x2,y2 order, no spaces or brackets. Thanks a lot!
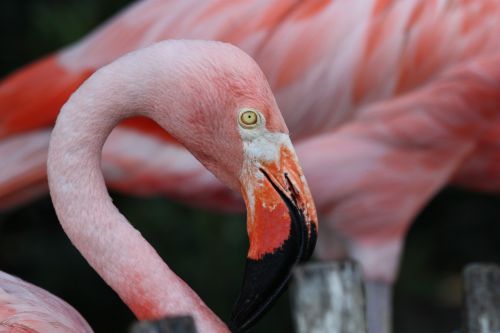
0,271,92,333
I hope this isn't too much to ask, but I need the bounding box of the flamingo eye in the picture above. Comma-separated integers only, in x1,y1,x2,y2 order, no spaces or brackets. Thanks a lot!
239,109,260,129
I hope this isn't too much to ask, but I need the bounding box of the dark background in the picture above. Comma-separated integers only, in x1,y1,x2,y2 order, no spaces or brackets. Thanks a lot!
1,1,499,332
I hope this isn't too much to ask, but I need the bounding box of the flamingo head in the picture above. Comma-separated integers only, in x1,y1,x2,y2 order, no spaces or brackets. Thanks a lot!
155,42,318,332
228,107,318,332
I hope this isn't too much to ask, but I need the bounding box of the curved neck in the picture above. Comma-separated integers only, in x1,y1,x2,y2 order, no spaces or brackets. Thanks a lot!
47,43,228,332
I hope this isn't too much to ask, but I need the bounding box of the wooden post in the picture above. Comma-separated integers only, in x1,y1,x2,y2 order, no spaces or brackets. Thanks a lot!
291,261,367,333
462,263,500,333
129,315,198,333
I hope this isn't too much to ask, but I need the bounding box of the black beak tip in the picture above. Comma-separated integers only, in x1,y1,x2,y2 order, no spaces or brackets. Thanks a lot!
229,312,253,332
227,213,317,333
228,253,289,332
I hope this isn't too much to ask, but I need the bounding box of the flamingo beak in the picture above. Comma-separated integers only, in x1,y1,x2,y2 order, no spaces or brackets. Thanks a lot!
229,143,318,332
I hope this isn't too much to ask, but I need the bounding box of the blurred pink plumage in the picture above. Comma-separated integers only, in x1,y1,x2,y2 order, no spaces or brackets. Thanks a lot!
0,271,92,333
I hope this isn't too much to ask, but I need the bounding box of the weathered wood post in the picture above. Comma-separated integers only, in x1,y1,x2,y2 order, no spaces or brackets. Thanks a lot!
129,315,198,333
291,261,367,333
462,263,500,333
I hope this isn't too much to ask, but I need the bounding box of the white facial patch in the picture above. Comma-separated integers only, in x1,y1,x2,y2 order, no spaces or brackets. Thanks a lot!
237,109,294,222
238,111,292,166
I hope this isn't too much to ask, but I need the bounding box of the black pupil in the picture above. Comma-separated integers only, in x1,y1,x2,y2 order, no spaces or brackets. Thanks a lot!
242,112,256,124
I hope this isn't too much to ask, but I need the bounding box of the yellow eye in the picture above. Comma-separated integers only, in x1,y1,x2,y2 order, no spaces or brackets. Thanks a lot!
239,109,259,128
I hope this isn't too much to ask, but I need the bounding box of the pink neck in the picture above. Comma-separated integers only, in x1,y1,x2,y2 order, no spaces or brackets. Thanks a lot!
47,41,228,332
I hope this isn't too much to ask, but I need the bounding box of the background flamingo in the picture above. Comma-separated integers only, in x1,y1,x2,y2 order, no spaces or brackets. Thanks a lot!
0,270,92,332
1,0,500,332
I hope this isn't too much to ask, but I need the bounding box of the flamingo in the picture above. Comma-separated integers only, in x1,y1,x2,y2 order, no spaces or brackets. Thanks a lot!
0,271,93,332
2,1,500,332
2,40,318,333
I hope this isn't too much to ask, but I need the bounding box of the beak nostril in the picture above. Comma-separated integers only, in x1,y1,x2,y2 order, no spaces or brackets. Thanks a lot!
284,172,300,199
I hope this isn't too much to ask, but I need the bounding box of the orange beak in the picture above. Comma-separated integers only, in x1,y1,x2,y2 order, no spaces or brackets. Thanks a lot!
229,144,318,332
